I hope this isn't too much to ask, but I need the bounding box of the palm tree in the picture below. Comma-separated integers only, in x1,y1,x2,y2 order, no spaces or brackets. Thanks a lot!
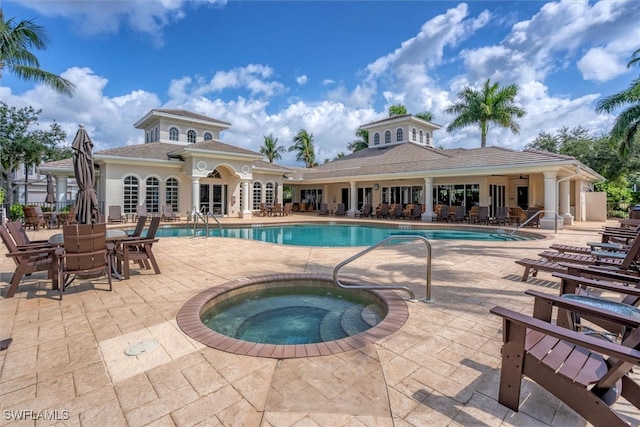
388,104,408,116
595,48,640,157
347,128,368,152
445,79,526,148
415,111,434,121
260,133,285,163
289,129,316,168
0,11,75,96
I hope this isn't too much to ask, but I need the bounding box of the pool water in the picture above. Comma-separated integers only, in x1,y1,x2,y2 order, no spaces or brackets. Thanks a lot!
201,285,385,345
154,223,528,246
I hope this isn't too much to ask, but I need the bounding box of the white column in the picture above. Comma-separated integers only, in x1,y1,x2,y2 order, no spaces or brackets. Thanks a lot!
241,181,252,218
191,178,200,214
277,183,283,205
559,179,573,225
540,171,562,229
348,181,357,217
422,177,435,222
54,174,68,205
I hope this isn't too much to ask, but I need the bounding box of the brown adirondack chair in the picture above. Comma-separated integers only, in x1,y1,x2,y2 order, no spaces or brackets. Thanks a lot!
57,206,77,226
491,297,640,426
23,206,46,230
115,217,161,279
55,223,113,299
0,224,57,297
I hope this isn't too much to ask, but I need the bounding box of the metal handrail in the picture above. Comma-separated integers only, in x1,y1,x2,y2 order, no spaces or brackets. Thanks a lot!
192,206,208,237
333,235,433,303
508,209,563,237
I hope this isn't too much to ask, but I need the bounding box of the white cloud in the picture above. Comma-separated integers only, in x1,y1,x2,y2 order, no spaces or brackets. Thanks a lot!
578,48,627,82
296,75,309,86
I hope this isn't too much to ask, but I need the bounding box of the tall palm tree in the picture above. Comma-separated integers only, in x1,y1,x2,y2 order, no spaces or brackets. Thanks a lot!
0,11,75,96
445,79,526,148
260,133,285,163
347,128,368,152
415,111,434,121
596,48,640,157
388,104,408,116
289,129,316,168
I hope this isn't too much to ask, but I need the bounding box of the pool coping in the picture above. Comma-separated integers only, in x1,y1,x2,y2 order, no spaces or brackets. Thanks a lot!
176,273,410,359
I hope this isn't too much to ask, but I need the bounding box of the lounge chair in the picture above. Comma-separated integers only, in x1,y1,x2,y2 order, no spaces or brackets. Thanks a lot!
334,203,346,216
115,217,161,280
468,206,489,224
0,224,57,297
435,205,450,222
161,204,178,221
283,203,293,216
317,203,329,216
451,205,465,222
108,205,126,223
392,203,404,219
508,206,526,225
491,296,640,427
402,204,414,219
55,223,113,299
524,208,540,227
258,203,268,217
408,204,422,220
491,206,510,225
271,204,283,216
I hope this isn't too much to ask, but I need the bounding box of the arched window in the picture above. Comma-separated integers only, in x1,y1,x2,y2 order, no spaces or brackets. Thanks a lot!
204,132,213,141
373,133,380,145
239,185,243,211
208,169,221,179
145,177,160,214
169,127,179,141
252,182,262,210
165,178,179,212
187,130,196,143
384,130,391,144
154,127,158,141
123,176,139,214
412,128,417,141
419,130,424,144
145,132,149,143
396,128,403,142
425,132,431,145
265,182,274,206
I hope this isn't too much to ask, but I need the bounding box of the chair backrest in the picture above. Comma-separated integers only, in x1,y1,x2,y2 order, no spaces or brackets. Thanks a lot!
62,223,107,272
336,203,345,215
394,204,403,216
131,216,147,238
136,205,148,217
145,217,161,239
0,225,19,257
34,206,45,219
23,206,38,223
7,221,31,246
454,205,465,219
162,205,174,216
469,205,479,215
108,205,122,219
477,206,489,219
496,206,508,218
362,204,372,215
319,203,328,214
440,205,450,217
412,204,422,217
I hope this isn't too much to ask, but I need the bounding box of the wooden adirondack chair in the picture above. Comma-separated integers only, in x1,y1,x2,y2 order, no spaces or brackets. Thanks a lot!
491,295,640,427
115,217,161,280
0,224,57,297
7,221,51,249
23,206,46,230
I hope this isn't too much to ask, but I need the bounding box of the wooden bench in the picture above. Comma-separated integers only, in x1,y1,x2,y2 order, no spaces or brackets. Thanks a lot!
515,258,567,281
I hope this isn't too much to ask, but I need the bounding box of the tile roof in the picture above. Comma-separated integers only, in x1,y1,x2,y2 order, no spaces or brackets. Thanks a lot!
171,140,262,157
288,143,593,181
152,109,231,126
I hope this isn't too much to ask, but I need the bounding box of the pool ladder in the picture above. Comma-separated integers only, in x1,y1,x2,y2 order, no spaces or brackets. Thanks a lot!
192,206,222,237
333,235,433,303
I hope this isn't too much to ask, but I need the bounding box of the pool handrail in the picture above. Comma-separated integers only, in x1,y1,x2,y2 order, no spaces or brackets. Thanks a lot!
333,235,433,303
507,209,561,238
192,206,223,237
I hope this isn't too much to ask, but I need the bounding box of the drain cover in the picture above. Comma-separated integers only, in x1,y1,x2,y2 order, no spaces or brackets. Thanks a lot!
124,339,159,356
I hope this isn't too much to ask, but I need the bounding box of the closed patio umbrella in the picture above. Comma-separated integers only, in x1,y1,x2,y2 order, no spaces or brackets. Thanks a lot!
45,173,56,228
72,125,99,224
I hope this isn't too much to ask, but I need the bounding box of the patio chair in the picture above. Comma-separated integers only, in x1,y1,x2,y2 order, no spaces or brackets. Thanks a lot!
524,208,540,227
469,206,489,224
451,205,465,222
406,204,422,220
258,203,268,217
402,204,414,219
115,217,161,280
435,205,450,222
490,299,640,426
57,206,77,226
7,221,51,249
509,206,526,225
334,203,346,216
375,203,389,219
467,205,478,222
0,224,57,298
23,206,46,230
108,205,126,223
271,203,283,216
161,204,178,221
55,223,113,299
317,203,329,216
392,203,404,219
283,203,293,216
136,204,151,221
360,204,372,218
538,234,640,270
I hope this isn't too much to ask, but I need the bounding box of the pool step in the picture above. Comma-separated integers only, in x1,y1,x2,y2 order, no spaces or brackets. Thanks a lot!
361,304,384,327
340,305,371,337
319,311,347,341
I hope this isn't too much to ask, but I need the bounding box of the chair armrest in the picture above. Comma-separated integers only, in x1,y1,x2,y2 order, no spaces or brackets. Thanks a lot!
490,306,640,364
524,289,640,329
552,272,640,297
591,250,627,260
6,246,55,257
558,264,640,283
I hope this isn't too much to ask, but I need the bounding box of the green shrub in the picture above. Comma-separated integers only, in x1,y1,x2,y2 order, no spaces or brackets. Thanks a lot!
9,204,24,221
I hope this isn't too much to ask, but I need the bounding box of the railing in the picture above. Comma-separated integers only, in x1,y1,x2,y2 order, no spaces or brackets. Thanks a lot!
191,206,223,237
508,209,563,238
333,235,433,303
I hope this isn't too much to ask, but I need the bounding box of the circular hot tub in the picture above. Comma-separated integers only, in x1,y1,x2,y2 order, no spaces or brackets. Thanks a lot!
176,273,409,358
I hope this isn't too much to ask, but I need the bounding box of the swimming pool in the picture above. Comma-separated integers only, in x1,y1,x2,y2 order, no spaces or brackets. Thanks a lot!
153,222,533,246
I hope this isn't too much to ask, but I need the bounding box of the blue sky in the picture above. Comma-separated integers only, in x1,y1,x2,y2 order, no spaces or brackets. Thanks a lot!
1,0,639,166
